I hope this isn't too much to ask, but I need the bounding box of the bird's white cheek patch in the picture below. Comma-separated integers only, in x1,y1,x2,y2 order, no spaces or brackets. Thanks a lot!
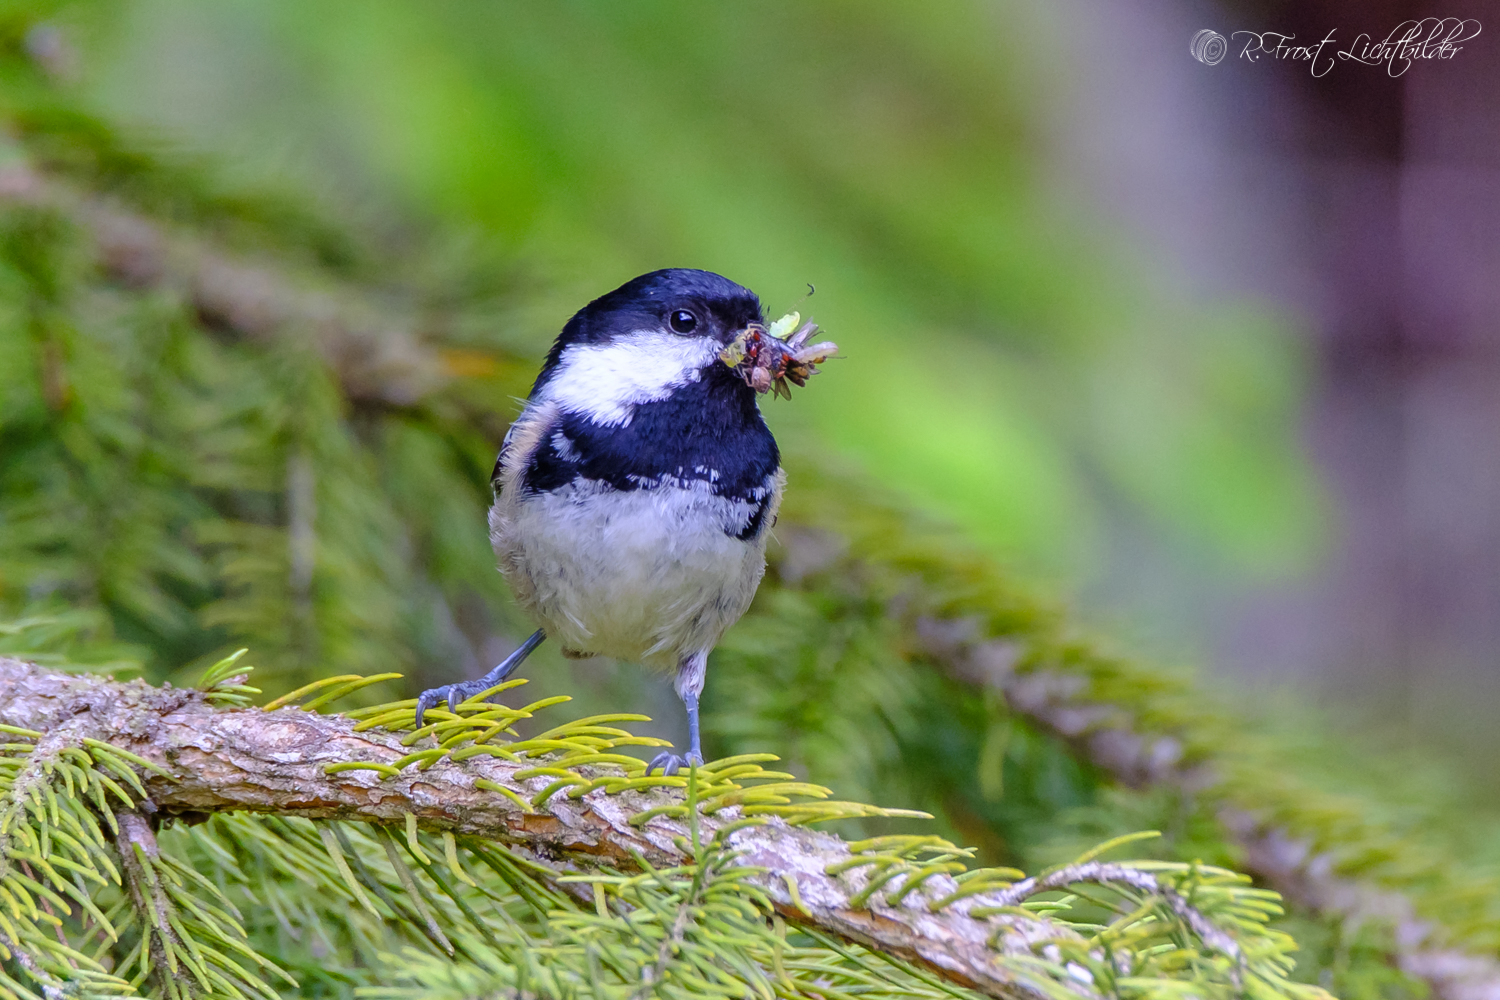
541,332,721,426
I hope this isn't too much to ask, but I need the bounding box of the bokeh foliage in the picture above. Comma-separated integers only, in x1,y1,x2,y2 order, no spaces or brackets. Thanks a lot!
74,0,1322,582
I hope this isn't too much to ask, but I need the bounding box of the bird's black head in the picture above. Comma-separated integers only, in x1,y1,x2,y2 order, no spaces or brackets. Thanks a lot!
533,269,763,395
528,269,774,431
563,268,762,347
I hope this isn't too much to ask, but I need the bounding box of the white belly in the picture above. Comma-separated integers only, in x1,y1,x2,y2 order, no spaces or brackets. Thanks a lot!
490,480,773,671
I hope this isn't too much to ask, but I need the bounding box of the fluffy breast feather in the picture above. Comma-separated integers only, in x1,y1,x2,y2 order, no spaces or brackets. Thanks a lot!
489,399,783,669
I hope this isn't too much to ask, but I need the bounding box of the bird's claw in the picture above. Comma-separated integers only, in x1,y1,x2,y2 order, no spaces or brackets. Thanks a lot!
414,679,499,729
412,629,547,731
645,751,704,777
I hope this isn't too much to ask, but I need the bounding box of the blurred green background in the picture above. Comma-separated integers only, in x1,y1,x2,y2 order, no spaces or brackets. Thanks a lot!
73,0,1321,586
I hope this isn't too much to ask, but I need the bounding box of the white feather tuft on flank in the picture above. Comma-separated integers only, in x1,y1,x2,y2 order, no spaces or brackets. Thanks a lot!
539,331,722,426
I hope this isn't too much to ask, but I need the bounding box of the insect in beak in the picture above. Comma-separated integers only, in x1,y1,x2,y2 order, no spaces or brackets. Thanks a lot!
720,312,839,398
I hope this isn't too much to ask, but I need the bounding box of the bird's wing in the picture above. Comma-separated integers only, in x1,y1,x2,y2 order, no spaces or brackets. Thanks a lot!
492,400,561,496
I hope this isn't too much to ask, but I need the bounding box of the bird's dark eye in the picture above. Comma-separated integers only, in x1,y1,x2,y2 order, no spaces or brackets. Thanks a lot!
668,310,699,335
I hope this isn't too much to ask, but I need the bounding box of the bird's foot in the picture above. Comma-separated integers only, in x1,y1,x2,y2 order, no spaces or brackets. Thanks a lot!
413,630,548,729
414,677,507,729
645,751,704,777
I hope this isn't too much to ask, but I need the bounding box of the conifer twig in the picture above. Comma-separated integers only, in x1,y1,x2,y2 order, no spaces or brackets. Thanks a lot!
915,617,1500,1000
0,656,1086,999
0,160,445,408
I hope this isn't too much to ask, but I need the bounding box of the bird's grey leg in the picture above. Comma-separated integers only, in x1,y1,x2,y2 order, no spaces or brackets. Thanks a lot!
414,629,546,728
648,650,708,776
685,691,702,763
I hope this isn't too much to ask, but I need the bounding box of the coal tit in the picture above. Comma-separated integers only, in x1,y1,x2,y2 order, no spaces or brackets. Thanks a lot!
416,269,788,775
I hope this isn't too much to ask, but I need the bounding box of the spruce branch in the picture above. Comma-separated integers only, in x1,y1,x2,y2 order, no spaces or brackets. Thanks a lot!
0,656,1304,1000
114,810,179,997
0,158,445,409
915,616,1500,1000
